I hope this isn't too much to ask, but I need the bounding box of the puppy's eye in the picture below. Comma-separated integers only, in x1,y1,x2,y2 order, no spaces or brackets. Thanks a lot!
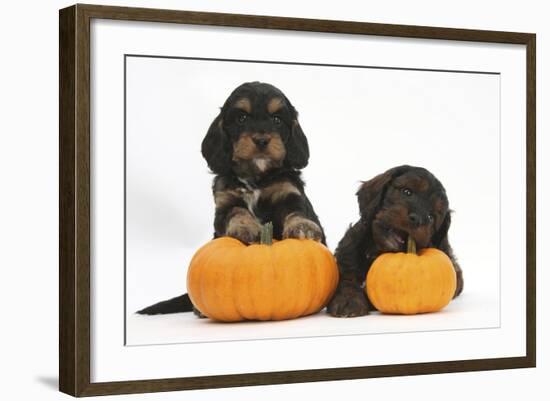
272,115,282,125
402,188,413,196
427,214,434,222
237,114,248,124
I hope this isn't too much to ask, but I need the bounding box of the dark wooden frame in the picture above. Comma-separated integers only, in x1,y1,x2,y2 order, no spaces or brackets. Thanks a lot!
59,3,536,397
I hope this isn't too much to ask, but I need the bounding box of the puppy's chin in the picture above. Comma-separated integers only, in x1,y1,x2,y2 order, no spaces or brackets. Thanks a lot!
374,225,407,252
253,158,269,173
372,220,430,253
232,157,282,179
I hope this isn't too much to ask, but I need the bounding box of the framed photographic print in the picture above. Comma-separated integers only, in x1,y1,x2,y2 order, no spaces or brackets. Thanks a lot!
59,3,536,397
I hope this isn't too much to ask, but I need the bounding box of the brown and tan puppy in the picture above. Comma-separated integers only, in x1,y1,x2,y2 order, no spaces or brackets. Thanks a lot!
327,165,464,317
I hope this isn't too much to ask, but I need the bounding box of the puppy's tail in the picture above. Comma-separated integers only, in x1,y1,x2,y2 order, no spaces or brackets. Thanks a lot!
136,293,194,315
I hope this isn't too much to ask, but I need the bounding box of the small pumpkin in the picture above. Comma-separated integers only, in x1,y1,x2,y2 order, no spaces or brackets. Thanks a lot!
366,237,457,315
187,223,339,322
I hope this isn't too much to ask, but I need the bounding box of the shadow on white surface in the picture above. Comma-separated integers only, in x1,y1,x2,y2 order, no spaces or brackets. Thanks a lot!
126,290,498,346
35,376,58,391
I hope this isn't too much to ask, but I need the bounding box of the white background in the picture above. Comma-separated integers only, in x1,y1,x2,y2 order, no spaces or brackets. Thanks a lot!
0,0,547,400
93,17,525,383
126,56,501,345
92,18,527,382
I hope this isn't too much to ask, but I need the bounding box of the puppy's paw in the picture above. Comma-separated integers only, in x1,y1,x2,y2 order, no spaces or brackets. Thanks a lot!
327,286,369,317
283,213,323,241
226,216,262,244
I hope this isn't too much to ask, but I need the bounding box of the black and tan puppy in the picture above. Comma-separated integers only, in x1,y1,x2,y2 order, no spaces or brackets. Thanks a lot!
203,81,325,244
138,81,325,316
327,165,464,318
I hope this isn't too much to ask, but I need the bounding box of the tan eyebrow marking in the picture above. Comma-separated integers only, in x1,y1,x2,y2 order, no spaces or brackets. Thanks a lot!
267,97,284,114
234,98,251,113
415,178,430,192
394,176,430,192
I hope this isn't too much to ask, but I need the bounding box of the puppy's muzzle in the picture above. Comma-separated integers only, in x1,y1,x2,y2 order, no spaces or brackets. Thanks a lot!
408,212,429,227
252,135,271,150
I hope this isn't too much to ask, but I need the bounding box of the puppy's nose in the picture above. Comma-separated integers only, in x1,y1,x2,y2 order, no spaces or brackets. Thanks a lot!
408,213,421,227
253,137,270,149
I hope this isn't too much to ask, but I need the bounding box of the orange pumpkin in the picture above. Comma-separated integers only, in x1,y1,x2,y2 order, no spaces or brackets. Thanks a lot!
366,237,457,315
187,223,339,322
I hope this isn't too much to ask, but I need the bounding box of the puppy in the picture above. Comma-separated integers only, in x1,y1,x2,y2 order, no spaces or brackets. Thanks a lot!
138,81,325,316
327,165,464,317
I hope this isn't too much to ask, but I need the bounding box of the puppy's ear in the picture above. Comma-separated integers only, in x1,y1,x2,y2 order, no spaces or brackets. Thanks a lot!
201,113,232,175
356,171,394,223
432,211,451,249
357,165,410,222
285,120,309,169
284,100,309,169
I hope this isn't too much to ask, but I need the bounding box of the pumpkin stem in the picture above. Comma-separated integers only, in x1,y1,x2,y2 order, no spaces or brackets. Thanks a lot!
260,222,274,245
407,236,417,254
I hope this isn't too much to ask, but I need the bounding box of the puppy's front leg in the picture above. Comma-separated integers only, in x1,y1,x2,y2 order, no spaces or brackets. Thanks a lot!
282,212,323,241
224,207,262,244
327,276,369,318
327,221,370,317
213,185,262,244
259,180,324,242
